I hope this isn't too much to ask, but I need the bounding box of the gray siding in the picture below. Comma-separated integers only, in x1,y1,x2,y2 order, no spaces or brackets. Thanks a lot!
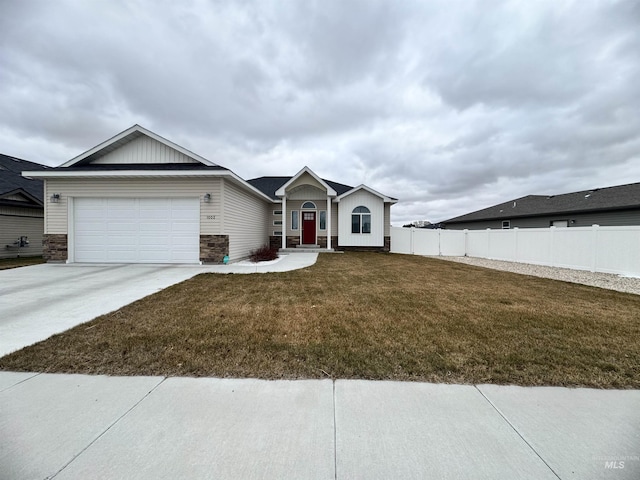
1,206,44,258
445,209,640,230
384,203,391,236
223,180,271,261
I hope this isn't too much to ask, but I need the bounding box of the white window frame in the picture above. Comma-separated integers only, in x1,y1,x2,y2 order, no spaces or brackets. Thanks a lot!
351,206,371,234
502,220,510,229
273,230,283,236
319,210,327,230
273,210,282,215
291,210,299,230
273,220,282,226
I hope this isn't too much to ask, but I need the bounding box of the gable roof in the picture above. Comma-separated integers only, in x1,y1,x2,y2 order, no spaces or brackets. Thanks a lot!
0,153,48,204
61,124,218,167
274,167,337,197
247,176,354,200
442,181,640,224
335,184,398,203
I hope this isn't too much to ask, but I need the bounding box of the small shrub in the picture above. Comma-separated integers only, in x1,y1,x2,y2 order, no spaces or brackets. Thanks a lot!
249,245,279,263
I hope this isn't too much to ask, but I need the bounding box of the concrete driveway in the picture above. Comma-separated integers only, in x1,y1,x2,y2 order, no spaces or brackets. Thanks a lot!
0,254,318,357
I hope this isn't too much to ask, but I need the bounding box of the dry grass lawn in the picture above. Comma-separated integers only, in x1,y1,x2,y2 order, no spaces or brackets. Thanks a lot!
1,252,638,388
0,256,45,270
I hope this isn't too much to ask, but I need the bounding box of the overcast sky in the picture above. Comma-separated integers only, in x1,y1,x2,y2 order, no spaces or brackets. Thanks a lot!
1,0,639,224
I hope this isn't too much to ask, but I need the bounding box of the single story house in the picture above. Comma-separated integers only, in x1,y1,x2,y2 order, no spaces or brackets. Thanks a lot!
23,125,396,264
440,181,640,230
0,154,48,259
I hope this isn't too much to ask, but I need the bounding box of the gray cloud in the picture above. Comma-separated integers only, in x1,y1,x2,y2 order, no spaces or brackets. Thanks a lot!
1,0,638,225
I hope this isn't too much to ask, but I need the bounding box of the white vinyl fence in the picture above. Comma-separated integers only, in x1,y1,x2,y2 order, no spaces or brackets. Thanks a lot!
391,226,640,277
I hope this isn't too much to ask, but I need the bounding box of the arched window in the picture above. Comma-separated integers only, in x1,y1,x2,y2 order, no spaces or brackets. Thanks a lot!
352,206,371,234
302,201,316,209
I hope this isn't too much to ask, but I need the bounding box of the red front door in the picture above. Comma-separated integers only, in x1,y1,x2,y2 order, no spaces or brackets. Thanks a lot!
302,211,316,245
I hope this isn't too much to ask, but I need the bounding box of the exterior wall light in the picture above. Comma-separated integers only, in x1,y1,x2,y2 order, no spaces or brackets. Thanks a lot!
50,193,61,203
203,193,212,203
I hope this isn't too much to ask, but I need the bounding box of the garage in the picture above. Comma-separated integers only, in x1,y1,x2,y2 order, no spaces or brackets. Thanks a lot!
73,197,200,263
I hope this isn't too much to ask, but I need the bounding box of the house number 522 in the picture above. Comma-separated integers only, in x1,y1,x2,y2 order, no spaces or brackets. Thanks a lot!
206,215,216,220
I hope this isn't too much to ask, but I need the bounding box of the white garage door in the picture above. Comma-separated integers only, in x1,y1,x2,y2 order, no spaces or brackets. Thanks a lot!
74,198,200,263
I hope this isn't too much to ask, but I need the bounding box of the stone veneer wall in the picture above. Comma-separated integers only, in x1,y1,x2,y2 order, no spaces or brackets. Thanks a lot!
286,236,301,248
200,235,229,263
334,236,391,253
269,236,280,250
384,235,391,252
43,234,68,262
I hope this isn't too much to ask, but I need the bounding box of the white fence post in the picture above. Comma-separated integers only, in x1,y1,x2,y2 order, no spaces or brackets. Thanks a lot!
591,224,599,272
464,229,468,257
549,226,556,267
487,228,491,259
411,227,415,255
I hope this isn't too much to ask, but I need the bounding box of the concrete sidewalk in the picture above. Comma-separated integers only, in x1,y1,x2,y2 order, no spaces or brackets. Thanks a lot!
0,253,318,357
1,372,638,479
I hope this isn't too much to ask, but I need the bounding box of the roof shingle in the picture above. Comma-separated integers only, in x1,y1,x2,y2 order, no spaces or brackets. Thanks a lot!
443,182,640,223
0,153,49,202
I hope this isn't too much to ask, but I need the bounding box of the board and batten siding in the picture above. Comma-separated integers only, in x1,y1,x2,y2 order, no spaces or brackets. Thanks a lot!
0,206,44,258
338,190,384,247
92,136,199,164
43,178,223,235
222,180,271,261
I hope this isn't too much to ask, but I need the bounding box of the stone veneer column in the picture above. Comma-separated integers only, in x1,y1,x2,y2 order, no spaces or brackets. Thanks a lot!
384,236,391,252
43,234,68,262
200,235,229,263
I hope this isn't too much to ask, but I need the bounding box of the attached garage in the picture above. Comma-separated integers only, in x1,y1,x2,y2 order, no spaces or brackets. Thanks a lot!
73,197,199,263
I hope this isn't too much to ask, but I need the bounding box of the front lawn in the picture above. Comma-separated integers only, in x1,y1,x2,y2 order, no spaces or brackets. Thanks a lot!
1,252,638,388
0,256,45,270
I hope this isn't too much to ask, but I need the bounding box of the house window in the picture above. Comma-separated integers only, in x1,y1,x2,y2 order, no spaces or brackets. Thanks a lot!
273,231,282,236
302,201,316,209
291,210,299,230
273,210,282,215
273,220,282,226
319,210,327,230
502,220,510,229
352,206,371,234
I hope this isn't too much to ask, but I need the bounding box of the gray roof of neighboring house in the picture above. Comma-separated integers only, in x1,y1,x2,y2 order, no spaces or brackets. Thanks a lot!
0,153,49,204
442,181,640,224
247,176,354,200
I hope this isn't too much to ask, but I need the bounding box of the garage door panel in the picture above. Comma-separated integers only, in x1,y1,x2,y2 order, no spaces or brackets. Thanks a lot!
75,234,106,247
106,234,139,246
75,222,107,234
139,236,170,247
74,198,199,263
139,222,171,233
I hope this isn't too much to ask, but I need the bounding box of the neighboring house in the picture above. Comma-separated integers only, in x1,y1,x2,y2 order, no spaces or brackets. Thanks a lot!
440,182,640,230
0,154,48,259
23,125,397,264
